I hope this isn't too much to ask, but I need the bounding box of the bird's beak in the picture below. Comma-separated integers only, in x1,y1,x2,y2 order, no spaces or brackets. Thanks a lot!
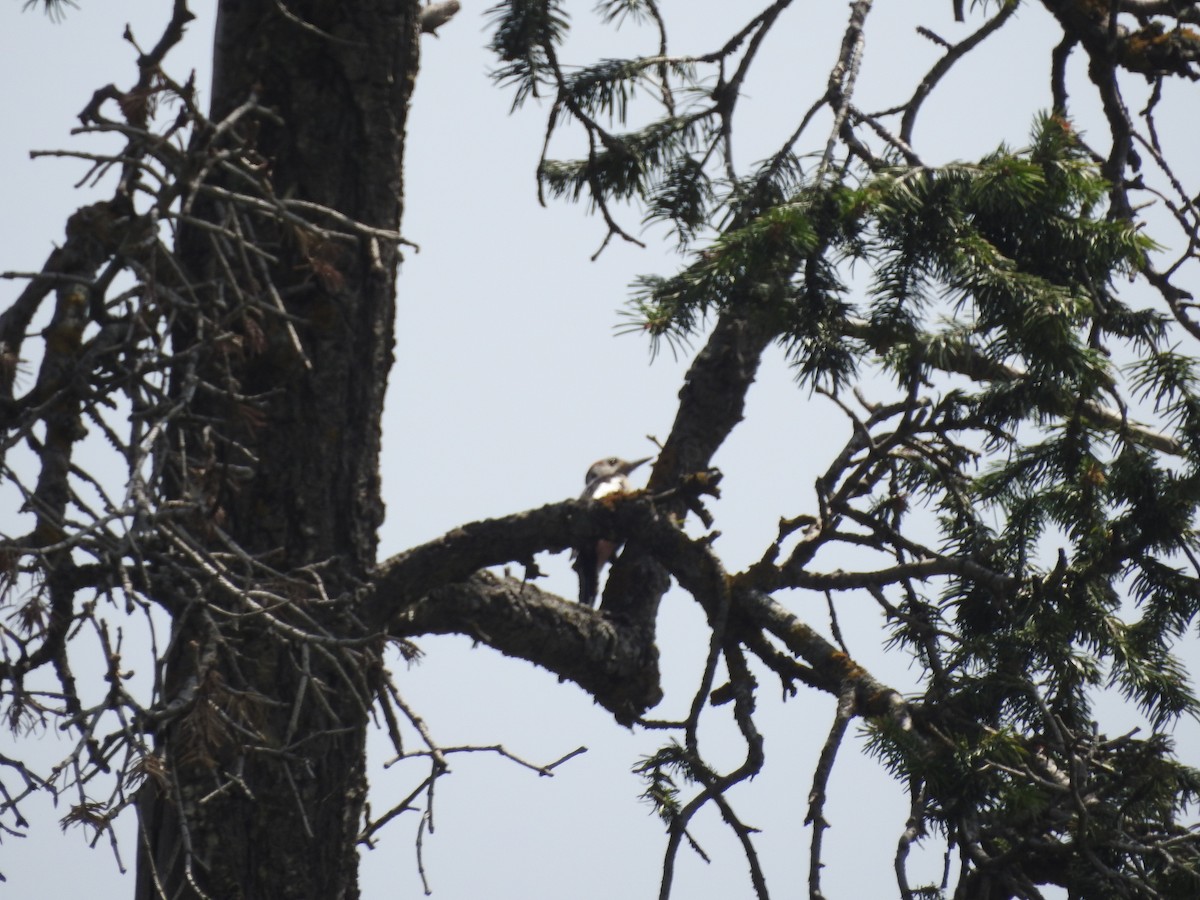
622,456,653,474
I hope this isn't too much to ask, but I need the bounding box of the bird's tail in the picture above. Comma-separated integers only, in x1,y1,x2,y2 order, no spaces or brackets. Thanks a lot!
573,549,599,607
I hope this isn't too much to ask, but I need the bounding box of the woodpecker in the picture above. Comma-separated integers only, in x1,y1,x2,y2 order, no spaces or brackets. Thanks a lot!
573,456,652,607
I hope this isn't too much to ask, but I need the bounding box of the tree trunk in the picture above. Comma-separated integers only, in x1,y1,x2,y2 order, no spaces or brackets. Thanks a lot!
135,2,418,897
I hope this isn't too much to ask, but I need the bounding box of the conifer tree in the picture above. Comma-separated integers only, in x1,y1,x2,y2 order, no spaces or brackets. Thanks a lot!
2,1,1199,897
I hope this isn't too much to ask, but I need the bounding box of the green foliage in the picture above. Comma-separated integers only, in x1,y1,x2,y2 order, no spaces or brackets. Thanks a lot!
562,57,695,125
644,155,713,247
640,110,1200,888
866,126,1158,381
540,116,704,204
595,0,654,27
485,4,1200,891
487,0,570,109
866,717,1200,893
839,120,1200,739
23,0,76,20
633,742,695,823
624,186,862,385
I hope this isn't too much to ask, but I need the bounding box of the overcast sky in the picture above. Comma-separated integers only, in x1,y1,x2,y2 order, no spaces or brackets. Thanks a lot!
2,2,1198,898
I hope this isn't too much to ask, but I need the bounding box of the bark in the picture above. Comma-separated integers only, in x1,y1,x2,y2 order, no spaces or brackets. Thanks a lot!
135,2,418,898
603,312,776,627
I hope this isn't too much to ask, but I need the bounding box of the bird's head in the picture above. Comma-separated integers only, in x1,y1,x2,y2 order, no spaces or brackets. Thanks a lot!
584,455,653,486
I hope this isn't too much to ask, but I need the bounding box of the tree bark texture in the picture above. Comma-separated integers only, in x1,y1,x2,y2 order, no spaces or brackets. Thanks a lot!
135,2,418,898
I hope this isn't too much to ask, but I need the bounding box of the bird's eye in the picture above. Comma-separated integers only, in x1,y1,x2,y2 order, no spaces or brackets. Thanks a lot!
607,457,619,465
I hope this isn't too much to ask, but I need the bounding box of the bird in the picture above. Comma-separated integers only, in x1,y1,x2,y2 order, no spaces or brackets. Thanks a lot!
572,456,652,607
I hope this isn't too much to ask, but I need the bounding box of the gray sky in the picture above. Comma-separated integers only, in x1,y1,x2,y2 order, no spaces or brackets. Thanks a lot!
2,1,1198,897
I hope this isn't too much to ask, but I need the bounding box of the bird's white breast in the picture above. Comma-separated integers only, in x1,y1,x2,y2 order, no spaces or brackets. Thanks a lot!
587,475,630,501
